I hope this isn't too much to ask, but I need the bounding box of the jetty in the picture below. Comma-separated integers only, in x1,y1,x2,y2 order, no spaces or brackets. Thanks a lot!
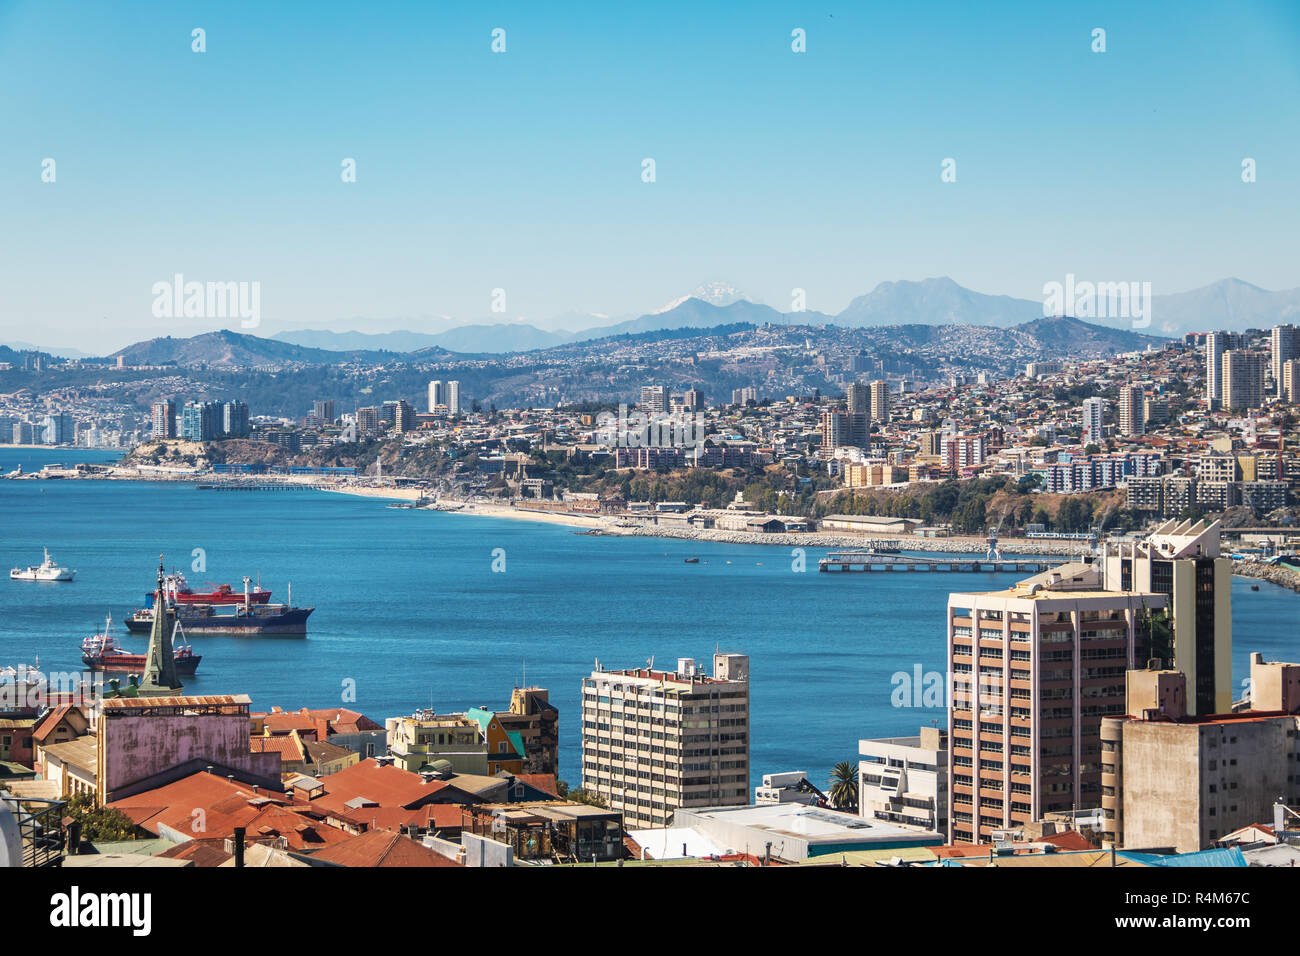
818,550,1060,574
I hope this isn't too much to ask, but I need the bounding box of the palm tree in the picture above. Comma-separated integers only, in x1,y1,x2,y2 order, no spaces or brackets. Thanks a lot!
827,761,859,812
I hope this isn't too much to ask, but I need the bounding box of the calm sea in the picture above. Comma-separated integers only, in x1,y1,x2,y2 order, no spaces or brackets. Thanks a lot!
2,446,1297,791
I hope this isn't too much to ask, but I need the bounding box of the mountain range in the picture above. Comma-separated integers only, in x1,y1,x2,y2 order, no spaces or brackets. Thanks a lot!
268,277,1300,355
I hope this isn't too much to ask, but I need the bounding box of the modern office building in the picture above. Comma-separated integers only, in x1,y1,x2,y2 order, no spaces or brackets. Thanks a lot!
1100,655,1300,852
1102,519,1232,716
1221,350,1267,411
151,400,176,439
859,726,948,835
313,399,336,424
1117,386,1144,437
946,563,1166,844
1270,324,1300,398
1081,397,1106,446
580,653,750,830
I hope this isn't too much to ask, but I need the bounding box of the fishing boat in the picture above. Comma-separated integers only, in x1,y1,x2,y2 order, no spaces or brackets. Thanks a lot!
82,614,201,676
10,548,76,582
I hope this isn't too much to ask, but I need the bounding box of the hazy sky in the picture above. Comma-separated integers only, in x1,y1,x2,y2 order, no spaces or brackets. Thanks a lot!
2,0,1299,351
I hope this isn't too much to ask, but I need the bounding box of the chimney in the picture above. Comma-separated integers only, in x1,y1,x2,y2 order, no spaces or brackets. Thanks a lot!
233,827,246,868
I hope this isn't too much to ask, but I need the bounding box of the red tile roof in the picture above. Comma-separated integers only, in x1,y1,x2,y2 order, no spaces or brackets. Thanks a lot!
310,829,460,867
516,773,559,798
32,704,74,742
306,760,450,818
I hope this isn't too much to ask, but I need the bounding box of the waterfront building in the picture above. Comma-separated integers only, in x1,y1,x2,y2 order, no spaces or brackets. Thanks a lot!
1100,655,1300,852
946,562,1166,844
222,400,250,438
1221,350,1267,411
1101,519,1233,716
151,400,176,439
180,401,221,441
42,413,74,446
859,726,948,835
580,653,750,829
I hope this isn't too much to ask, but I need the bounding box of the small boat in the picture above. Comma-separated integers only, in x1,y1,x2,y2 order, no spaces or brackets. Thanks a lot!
82,614,201,676
10,548,76,582
684,557,699,564
1251,584,1260,591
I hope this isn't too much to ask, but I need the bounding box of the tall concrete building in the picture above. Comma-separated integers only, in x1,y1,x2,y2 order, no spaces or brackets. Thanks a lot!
1117,386,1144,437
1205,331,1230,409
869,379,890,423
845,382,868,415
356,405,380,439
222,400,250,438
946,563,1166,844
313,399,335,424
446,380,461,415
427,380,446,414
639,384,669,414
580,653,750,829
1081,397,1106,446
859,726,948,835
151,400,176,439
1100,655,1300,852
1283,358,1300,404
1102,519,1232,716
1270,324,1300,397
1221,350,1267,411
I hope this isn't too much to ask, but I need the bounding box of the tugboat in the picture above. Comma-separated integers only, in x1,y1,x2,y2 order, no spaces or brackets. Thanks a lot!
82,614,201,676
145,570,270,606
10,548,76,582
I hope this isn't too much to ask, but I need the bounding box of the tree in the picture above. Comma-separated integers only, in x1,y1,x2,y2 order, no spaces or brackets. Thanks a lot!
63,793,139,843
827,761,859,812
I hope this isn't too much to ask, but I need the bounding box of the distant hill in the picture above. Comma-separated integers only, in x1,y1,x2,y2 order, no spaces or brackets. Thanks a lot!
107,330,406,367
1013,314,1166,353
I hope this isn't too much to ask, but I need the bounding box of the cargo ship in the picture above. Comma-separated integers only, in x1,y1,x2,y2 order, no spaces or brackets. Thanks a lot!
144,570,270,606
82,614,201,676
125,577,312,637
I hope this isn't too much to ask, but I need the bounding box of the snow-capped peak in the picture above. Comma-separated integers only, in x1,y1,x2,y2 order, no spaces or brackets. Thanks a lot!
653,281,749,314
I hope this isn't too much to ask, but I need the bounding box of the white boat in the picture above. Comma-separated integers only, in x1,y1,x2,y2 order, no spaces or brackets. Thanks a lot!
10,548,76,582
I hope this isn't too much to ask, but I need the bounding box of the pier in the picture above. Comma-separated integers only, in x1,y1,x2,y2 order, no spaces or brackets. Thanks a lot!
197,482,328,492
818,550,1059,574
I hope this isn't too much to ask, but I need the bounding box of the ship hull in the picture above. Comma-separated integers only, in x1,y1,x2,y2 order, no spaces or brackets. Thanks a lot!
124,606,313,636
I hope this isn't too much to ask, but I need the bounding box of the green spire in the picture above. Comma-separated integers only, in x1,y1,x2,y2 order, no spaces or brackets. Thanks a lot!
138,554,183,696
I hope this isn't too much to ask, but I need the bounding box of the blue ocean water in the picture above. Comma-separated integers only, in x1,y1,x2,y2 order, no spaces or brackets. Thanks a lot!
2,446,1297,791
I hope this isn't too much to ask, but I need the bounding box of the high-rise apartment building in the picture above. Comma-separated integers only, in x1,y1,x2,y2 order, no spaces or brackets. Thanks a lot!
946,564,1166,844
313,400,335,424
446,380,460,415
1221,349,1267,411
1102,519,1233,716
845,382,869,415
1117,386,1144,437
180,401,221,442
427,380,445,414
151,400,176,439
42,413,75,446
355,406,380,439
1081,397,1106,446
1205,331,1230,408
221,401,250,438
940,434,985,473
1270,324,1300,398
869,379,890,423
731,387,757,406
580,653,750,829
639,384,669,414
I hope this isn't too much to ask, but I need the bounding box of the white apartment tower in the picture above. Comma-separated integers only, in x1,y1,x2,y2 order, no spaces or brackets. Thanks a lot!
1271,325,1300,398
1081,397,1106,446
1205,331,1229,408
580,653,751,829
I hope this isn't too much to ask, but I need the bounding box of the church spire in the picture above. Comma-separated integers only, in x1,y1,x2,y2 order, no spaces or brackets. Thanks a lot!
138,553,183,696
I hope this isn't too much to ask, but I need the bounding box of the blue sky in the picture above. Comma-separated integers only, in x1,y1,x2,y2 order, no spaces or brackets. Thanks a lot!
2,0,1298,350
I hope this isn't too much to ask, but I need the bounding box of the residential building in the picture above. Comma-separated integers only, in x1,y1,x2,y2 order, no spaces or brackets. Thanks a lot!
1081,397,1106,446
221,400,250,438
869,379,890,422
946,562,1166,844
1270,324,1300,398
859,726,948,834
639,384,669,414
313,400,336,424
151,400,176,439
1205,331,1230,408
580,653,750,829
1117,386,1144,437
1102,519,1232,716
1100,655,1300,852
1221,349,1267,411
